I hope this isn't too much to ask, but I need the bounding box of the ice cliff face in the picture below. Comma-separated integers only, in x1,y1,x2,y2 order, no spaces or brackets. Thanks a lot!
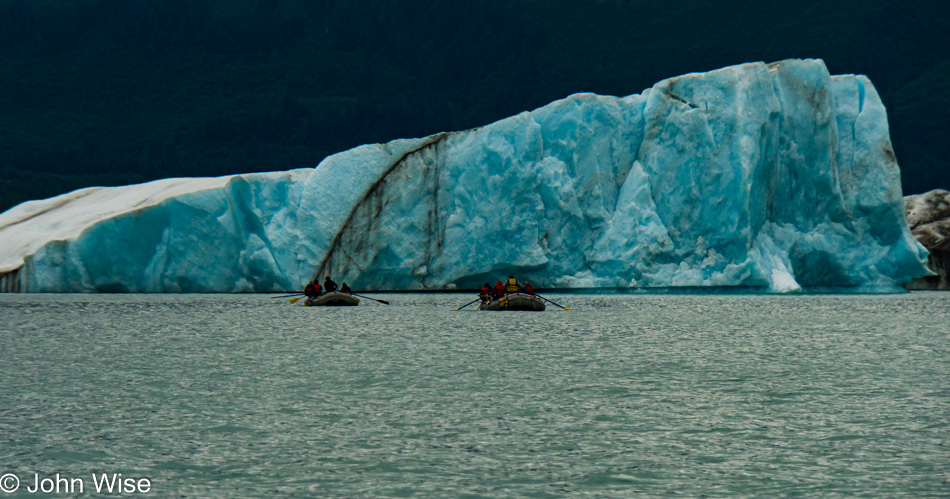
905,189,950,290
0,59,932,293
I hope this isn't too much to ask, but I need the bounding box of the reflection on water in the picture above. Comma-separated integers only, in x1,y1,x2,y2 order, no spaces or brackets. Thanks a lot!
1,292,948,497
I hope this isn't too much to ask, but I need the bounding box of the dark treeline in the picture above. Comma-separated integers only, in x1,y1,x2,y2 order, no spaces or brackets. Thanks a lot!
1,0,948,212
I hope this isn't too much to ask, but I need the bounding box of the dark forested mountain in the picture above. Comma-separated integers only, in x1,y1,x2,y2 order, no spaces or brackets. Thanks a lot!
1,0,948,212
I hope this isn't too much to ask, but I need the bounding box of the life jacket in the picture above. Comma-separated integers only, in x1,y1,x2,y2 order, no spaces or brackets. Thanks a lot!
480,285,491,296
506,278,519,293
313,283,322,295
305,283,315,297
525,284,535,295
494,283,506,297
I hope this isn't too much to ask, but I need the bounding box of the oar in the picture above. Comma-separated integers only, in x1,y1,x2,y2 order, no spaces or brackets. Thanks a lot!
289,296,305,304
351,293,389,305
453,297,482,311
272,292,304,299
536,293,571,311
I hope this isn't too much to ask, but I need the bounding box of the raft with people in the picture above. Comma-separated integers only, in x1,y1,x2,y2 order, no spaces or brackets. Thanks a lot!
299,276,360,307
279,275,390,306
478,292,545,311
464,276,553,312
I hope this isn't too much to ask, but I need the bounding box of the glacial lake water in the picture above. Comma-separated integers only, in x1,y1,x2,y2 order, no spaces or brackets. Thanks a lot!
0,292,948,497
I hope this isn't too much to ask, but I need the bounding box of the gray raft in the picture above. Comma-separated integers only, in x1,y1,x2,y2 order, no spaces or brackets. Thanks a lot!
478,293,545,311
304,291,360,307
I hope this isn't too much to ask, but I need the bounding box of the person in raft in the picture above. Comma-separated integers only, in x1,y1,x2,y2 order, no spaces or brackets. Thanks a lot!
493,279,506,299
340,282,352,294
523,281,535,295
479,282,492,303
305,280,322,298
505,275,522,295
323,276,338,294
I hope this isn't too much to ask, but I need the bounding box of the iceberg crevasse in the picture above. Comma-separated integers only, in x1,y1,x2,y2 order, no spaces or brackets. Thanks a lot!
0,59,932,293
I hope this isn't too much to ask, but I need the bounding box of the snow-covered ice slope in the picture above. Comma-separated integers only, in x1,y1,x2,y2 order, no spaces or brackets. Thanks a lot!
0,59,932,293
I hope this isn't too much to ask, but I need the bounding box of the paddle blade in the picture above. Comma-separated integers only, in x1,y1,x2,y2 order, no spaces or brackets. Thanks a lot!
289,296,303,304
376,299,390,304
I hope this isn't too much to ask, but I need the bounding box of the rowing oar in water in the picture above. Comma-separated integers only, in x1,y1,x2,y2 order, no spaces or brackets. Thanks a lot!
453,297,482,311
351,293,390,305
271,292,304,299
536,293,571,311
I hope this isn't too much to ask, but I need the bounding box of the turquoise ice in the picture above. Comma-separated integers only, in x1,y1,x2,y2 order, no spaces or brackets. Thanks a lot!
0,59,932,292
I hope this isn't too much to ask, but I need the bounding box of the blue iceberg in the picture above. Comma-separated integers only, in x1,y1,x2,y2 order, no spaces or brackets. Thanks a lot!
0,59,931,293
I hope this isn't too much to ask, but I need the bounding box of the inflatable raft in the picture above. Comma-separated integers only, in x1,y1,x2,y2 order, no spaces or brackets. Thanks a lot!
478,293,545,311
304,291,360,306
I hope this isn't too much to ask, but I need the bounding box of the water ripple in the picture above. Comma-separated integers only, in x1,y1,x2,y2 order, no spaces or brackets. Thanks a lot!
0,293,948,497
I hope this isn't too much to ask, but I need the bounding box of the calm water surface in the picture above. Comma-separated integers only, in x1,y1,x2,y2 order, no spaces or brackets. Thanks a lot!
0,293,948,497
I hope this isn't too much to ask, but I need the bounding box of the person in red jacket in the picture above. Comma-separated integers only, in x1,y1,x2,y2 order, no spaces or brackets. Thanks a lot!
479,282,492,303
493,279,506,299
523,281,535,295
305,280,322,298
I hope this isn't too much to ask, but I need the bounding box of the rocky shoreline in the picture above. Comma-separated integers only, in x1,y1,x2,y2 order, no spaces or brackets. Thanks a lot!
905,189,950,290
